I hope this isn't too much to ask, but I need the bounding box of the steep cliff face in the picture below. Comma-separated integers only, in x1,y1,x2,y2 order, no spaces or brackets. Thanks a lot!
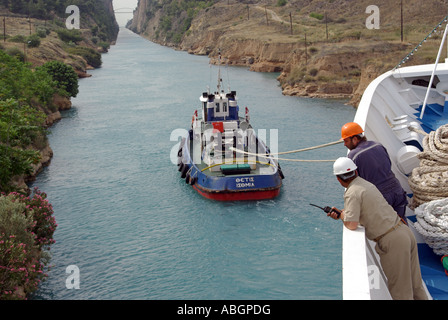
129,0,448,107
101,0,120,41
129,0,149,33
82,0,119,42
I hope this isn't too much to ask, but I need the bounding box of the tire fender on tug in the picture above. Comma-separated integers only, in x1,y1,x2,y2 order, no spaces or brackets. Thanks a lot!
177,138,185,167
180,163,189,179
177,146,183,166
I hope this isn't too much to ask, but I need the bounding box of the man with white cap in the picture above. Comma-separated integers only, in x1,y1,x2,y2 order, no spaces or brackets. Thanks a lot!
328,157,427,300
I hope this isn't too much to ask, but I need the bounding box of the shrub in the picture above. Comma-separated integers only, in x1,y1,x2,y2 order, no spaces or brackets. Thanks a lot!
10,189,57,248
0,50,56,107
97,42,110,51
36,29,46,38
309,47,318,55
66,46,102,68
36,27,50,38
309,68,318,77
27,34,41,48
8,35,26,43
0,189,57,299
0,99,44,192
276,0,287,6
0,194,35,249
4,47,25,62
310,12,324,20
0,100,46,148
56,28,83,43
38,60,79,97
0,144,41,193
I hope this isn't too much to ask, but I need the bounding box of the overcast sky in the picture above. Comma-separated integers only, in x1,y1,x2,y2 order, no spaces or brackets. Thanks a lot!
113,0,138,26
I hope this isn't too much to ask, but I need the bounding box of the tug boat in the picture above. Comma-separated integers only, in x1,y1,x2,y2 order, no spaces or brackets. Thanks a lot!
343,16,448,299
176,65,284,201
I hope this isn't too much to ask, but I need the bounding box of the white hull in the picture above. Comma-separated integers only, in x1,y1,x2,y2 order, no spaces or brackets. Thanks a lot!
344,61,448,299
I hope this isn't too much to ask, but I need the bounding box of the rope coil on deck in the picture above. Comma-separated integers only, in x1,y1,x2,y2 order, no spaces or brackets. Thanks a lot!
409,124,448,255
414,198,448,255
409,124,448,207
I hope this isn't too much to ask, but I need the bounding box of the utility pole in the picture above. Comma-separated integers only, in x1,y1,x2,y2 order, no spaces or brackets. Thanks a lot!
304,32,308,67
400,0,403,42
3,16,6,43
289,12,293,35
265,6,269,25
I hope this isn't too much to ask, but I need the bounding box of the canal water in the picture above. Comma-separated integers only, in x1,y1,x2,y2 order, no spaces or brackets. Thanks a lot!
31,28,356,300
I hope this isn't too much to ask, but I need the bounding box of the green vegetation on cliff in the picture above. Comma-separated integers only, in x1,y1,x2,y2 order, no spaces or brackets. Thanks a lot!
0,0,118,190
1,0,118,42
0,52,61,297
0,0,119,75
39,60,80,98
0,51,79,192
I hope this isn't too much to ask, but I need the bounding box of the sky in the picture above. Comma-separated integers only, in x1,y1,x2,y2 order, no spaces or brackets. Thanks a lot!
112,0,138,27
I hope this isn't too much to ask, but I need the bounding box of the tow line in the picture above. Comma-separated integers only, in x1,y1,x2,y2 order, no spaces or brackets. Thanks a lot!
230,139,343,162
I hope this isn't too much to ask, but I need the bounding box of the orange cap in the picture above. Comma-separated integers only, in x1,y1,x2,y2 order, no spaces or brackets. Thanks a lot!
341,122,364,140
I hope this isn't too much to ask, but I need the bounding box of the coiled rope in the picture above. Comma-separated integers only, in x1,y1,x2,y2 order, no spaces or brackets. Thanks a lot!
409,124,448,255
230,140,343,162
408,124,448,207
414,198,448,255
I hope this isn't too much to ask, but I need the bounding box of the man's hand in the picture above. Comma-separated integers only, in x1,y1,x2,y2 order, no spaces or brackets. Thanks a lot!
327,207,341,220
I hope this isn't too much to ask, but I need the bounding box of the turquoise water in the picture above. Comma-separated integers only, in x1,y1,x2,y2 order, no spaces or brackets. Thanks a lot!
31,28,356,300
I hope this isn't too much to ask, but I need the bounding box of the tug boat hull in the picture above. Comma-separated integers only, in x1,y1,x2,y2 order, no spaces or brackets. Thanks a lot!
176,81,284,201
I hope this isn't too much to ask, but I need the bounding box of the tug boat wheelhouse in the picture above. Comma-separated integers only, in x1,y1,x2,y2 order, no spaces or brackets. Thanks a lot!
176,65,284,201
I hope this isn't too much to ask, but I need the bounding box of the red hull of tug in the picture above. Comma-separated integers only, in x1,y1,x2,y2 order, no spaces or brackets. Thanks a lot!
193,185,281,201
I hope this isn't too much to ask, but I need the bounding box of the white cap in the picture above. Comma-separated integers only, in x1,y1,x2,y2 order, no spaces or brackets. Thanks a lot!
333,157,357,176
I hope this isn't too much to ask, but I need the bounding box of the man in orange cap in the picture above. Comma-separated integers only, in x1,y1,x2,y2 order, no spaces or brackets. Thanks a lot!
340,122,408,219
